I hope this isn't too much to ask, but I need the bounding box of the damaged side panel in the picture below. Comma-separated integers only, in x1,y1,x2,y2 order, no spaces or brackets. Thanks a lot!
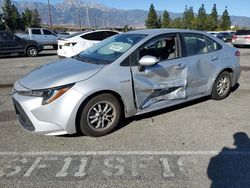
132,62,188,109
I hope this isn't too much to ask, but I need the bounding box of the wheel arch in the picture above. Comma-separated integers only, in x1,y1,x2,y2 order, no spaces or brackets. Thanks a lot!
25,45,38,54
75,90,126,133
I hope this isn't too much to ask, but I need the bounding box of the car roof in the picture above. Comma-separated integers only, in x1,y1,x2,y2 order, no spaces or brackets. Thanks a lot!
65,30,119,39
126,29,209,36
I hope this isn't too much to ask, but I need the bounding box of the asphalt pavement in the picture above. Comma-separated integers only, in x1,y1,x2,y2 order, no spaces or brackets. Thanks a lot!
0,48,250,187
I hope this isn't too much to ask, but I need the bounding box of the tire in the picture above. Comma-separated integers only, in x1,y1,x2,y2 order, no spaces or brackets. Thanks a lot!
26,46,38,57
78,94,121,137
53,45,58,50
211,71,232,100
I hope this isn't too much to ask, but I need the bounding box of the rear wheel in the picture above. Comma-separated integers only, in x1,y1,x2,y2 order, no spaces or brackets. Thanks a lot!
26,46,38,57
78,94,121,137
211,71,232,100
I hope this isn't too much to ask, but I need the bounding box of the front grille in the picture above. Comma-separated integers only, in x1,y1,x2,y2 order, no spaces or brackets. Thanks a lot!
13,99,35,131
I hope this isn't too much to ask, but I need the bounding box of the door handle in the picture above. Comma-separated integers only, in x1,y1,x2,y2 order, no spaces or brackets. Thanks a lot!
211,56,218,61
176,63,187,70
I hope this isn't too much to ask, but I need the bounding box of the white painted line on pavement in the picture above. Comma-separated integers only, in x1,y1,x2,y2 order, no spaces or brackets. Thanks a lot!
0,150,250,156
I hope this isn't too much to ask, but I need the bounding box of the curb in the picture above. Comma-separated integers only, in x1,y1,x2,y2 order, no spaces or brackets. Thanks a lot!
0,84,14,88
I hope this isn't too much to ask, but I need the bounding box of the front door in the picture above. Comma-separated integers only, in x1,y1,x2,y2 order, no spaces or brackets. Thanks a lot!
130,34,188,110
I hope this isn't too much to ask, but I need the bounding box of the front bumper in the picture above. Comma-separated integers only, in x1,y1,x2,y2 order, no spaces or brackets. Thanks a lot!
12,82,84,135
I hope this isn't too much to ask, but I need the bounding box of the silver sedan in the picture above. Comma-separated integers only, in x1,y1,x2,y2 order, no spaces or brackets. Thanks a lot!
12,29,241,137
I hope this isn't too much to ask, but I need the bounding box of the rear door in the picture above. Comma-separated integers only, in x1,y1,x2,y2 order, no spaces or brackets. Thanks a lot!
181,33,222,97
30,29,43,44
42,29,57,45
130,34,188,110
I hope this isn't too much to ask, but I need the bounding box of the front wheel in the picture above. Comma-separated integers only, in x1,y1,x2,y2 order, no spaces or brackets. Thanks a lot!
26,47,38,57
78,94,122,137
211,71,232,100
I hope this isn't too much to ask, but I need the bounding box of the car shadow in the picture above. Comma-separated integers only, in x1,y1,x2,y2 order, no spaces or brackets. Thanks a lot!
207,132,250,188
59,84,241,138
113,96,211,133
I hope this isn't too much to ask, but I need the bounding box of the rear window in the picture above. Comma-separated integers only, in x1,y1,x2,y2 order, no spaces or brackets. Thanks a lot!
82,31,107,41
235,30,250,35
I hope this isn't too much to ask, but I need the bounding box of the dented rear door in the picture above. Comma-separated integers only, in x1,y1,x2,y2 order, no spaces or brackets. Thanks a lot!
131,58,188,110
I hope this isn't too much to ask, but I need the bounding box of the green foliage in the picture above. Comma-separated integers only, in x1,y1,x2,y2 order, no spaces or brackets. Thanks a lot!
2,0,24,31
123,24,134,32
220,7,231,30
22,8,32,27
209,4,219,30
196,4,208,31
145,4,161,28
170,18,183,28
161,10,170,28
0,14,6,30
183,6,194,29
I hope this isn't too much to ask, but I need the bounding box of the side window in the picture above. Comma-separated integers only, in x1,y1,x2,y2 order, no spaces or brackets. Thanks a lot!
205,36,221,52
184,34,208,56
32,29,41,35
82,31,107,41
139,36,178,61
43,30,53,35
129,35,178,66
1,33,14,41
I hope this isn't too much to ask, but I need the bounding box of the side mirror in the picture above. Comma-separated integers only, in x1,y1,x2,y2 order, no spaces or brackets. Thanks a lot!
139,55,159,67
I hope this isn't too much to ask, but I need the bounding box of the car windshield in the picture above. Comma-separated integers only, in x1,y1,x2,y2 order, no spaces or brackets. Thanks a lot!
75,34,147,65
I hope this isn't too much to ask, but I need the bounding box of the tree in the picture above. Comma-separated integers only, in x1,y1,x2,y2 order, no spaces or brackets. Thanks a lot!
209,4,219,31
22,8,32,28
0,14,6,30
170,18,183,29
183,6,194,29
161,10,170,28
220,7,231,30
123,24,134,32
2,0,23,31
30,9,41,27
145,4,161,28
196,4,208,31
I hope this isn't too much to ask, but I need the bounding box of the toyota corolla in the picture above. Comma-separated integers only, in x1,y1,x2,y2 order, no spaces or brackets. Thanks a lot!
12,29,241,137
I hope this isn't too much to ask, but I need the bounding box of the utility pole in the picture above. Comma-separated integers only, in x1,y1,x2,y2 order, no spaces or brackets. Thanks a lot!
79,8,82,30
86,5,90,28
48,0,52,27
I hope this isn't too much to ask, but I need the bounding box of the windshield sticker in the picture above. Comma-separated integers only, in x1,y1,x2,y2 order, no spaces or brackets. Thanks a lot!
109,44,124,52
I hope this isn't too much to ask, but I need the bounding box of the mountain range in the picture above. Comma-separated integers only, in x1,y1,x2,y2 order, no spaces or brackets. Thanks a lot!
1,0,250,28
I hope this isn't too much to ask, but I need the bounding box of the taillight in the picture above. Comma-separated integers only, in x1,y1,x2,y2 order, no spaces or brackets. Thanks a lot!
244,36,250,39
235,51,240,57
64,42,77,46
232,35,238,40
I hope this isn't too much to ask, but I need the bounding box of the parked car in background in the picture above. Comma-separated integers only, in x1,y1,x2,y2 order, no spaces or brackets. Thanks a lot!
0,31,43,57
16,28,58,49
12,29,241,137
57,30,119,58
216,32,233,42
232,30,250,47
207,31,219,37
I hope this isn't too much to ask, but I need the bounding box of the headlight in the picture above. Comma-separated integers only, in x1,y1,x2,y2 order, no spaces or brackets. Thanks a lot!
16,84,75,105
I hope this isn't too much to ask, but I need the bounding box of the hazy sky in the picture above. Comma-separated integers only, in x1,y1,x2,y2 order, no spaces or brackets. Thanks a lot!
16,0,250,17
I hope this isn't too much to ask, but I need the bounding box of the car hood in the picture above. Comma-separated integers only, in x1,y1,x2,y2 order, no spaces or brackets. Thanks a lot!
19,58,104,90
